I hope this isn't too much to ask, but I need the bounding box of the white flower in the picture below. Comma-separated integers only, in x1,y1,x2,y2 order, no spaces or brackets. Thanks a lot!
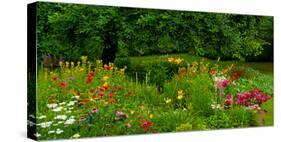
52,106,63,112
66,111,72,113
38,121,52,128
211,103,223,110
68,107,74,110
54,115,67,120
48,130,55,134
47,103,58,108
67,101,77,106
58,121,64,124
70,116,75,119
56,128,64,134
64,118,75,125
72,96,80,99
213,76,226,81
59,102,66,105
38,115,46,119
34,132,41,137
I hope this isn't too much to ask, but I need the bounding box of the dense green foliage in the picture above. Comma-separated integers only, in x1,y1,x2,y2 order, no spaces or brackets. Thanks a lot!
37,2,273,63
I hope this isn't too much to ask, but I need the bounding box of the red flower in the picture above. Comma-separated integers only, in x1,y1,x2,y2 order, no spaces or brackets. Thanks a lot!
59,81,67,88
88,71,95,77
104,65,113,70
103,85,109,89
116,86,122,90
231,71,241,80
125,92,131,97
98,91,105,97
225,95,233,106
99,87,105,91
141,120,153,133
86,76,94,84
109,93,114,98
111,89,116,93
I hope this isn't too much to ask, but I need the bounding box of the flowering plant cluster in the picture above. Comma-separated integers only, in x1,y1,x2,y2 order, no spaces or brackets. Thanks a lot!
236,88,272,107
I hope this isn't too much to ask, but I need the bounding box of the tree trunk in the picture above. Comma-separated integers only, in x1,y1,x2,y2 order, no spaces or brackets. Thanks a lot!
101,21,118,65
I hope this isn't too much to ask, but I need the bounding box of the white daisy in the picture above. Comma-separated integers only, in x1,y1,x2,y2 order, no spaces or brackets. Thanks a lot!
64,118,75,125
71,96,80,99
56,128,64,134
67,101,77,106
38,121,52,128
38,115,46,119
59,102,66,105
52,106,63,112
48,130,55,134
47,103,58,108
54,115,67,120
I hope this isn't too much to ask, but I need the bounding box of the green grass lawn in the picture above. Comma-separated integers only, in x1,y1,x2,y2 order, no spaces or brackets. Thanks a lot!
128,53,273,76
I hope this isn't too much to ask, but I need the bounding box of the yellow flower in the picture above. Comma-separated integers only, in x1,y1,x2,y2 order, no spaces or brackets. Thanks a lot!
177,95,183,100
96,60,102,65
130,110,135,115
177,89,184,96
103,82,108,87
71,133,80,139
177,89,184,100
149,114,153,119
168,57,175,62
81,56,87,62
59,61,63,67
175,58,183,64
164,98,172,104
102,76,109,81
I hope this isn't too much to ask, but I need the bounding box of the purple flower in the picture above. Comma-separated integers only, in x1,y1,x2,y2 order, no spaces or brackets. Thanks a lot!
91,108,99,114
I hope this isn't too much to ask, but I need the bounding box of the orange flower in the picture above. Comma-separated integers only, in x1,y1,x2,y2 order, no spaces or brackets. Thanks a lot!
86,76,94,84
87,71,95,77
59,81,67,88
104,65,113,70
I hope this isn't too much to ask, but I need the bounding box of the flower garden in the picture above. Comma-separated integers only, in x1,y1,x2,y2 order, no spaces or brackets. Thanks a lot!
27,2,274,140
29,55,273,140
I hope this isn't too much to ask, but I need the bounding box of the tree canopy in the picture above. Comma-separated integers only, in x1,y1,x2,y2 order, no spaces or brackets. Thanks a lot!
36,2,273,63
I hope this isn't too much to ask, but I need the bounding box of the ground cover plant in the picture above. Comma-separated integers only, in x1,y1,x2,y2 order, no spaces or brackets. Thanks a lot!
28,2,273,140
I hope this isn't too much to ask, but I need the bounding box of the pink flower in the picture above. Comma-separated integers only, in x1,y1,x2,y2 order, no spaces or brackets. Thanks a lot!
141,120,153,133
91,108,99,113
225,95,233,106
222,80,230,87
126,123,131,128
236,93,246,105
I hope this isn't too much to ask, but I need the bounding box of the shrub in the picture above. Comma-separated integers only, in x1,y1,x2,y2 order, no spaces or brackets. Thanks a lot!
114,57,131,70
188,74,214,117
206,112,233,129
227,108,258,127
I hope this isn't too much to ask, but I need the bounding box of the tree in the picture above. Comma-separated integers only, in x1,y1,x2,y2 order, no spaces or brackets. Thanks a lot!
36,2,273,63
